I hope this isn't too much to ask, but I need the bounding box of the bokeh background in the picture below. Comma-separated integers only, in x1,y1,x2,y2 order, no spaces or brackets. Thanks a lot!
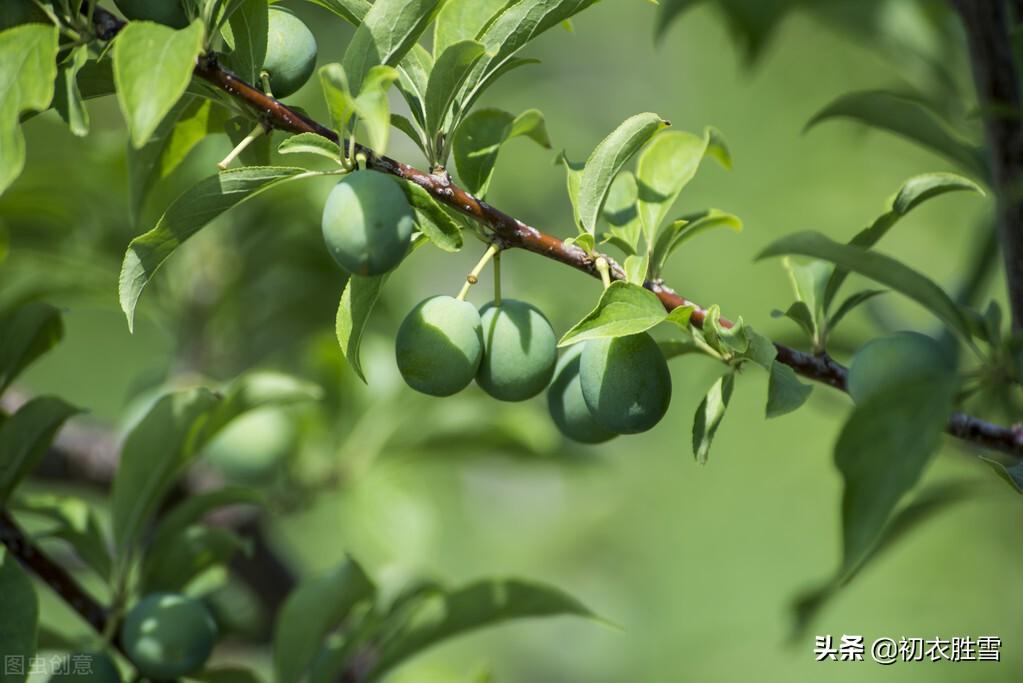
4,1,1022,681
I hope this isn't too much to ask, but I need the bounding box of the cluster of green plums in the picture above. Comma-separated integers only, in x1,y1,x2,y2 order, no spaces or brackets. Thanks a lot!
112,2,319,97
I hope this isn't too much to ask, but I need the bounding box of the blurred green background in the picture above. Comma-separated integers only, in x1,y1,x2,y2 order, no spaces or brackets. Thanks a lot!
5,1,1022,681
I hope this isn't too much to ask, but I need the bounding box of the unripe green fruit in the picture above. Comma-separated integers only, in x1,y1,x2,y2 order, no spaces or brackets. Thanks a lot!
263,8,318,97
120,593,217,680
580,332,671,434
547,343,617,444
848,331,952,404
395,296,483,396
113,0,189,28
476,299,557,401
205,406,294,482
321,171,414,276
47,652,121,682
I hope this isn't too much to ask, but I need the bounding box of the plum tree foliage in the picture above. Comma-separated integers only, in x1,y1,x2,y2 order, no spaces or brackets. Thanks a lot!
1,0,1022,680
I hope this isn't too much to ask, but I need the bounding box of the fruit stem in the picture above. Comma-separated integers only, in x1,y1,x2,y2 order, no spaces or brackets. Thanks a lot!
216,124,265,170
493,250,502,306
260,70,273,97
457,243,500,301
595,257,611,290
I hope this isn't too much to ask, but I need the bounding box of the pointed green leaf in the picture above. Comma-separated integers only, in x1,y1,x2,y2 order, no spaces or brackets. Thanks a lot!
0,396,80,506
433,0,508,57
0,302,63,395
692,371,734,464
143,525,250,593
355,65,400,154
336,274,387,383
113,20,204,148
0,24,59,196
278,132,342,162
425,40,485,143
827,289,887,332
649,209,741,276
342,0,443,95
299,0,371,25
758,231,973,342
119,166,313,331
559,281,667,346
274,558,376,683
52,45,90,137
401,181,463,252
225,0,269,84
453,108,550,196
766,362,812,418
807,90,986,177
13,494,113,580
578,113,666,236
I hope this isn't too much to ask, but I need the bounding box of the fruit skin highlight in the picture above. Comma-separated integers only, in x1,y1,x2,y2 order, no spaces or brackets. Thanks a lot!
579,332,672,434
547,343,617,444
321,171,415,276
113,0,189,28
395,296,484,397
119,593,217,680
476,299,558,401
262,7,318,97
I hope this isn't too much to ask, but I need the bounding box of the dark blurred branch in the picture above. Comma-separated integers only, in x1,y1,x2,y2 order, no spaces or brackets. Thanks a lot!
84,7,1023,459
951,0,1023,329
0,509,116,645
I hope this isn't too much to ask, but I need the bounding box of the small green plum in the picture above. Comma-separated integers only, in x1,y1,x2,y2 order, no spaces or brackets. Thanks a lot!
848,331,953,404
321,171,415,276
580,332,671,434
547,343,617,444
47,652,121,682
113,0,189,28
395,296,483,396
120,593,217,680
204,406,294,482
262,7,317,97
476,299,557,401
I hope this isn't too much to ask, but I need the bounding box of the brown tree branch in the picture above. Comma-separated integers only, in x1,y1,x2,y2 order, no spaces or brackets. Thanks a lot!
950,0,1023,329
81,6,1023,458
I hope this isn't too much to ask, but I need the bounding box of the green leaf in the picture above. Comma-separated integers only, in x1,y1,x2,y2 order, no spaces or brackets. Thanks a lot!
823,173,984,310
52,45,90,137
395,44,433,128
119,166,313,331
835,373,957,576
0,24,59,197
370,578,599,682
636,128,727,247
455,0,601,113
13,494,112,580
143,525,250,593
274,558,376,683
758,231,973,342
827,289,887,332
452,108,550,197
806,90,986,177
433,0,508,57
623,254,648,285
0,302,63,395
425,40,485,145
336,274,387,383
226,0,269,84
578,113,667,236
278,132,342,162
558,281,667,346
354,65,401,154
113,20,204,148
649,209,741,276
557,150,584,230
111,374,317,551
0,546,37,683
401,181,463,252
0,397,80,506
692,371,734,464
602,171,641,253
342,0,443,95
146,486,264,569
766,362,812,419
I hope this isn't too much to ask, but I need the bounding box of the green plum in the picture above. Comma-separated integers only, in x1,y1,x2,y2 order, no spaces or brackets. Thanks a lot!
262,7,317,97
47,652,121,682
120,593,217,680
204,406,294,482
321,171,415,276
476,299,558,401
396,296,483,396
580,332,671,434
547,343,617,444
113,0,189,28
847,331,953,404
